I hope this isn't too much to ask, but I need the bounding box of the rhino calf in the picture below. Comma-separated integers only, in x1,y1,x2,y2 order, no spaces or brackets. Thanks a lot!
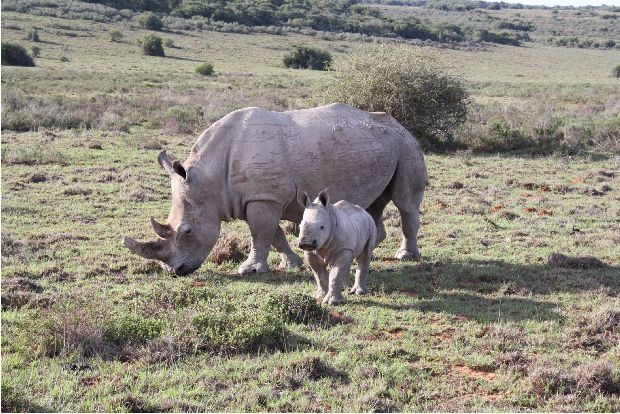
298,190,377,305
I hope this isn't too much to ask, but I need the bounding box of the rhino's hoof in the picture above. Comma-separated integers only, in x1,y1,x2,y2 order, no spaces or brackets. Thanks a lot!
279,253,304,270
395,249,421,261
322,293,344,306
238,261,270,275
350,286,368,295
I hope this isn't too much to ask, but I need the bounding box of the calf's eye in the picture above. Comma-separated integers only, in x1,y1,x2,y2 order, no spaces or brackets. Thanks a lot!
320,226,324,230
184,228,192,234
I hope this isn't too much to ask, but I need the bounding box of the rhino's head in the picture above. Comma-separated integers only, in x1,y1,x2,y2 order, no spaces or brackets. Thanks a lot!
298,190,332,251
123,151,221,276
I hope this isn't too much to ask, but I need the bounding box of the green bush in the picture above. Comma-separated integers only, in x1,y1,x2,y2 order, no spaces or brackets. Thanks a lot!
262,292,325,324
192,302,284,353
283,45,332,70
1,43,34,67
105,314,163,344
613,64,620,78
30,46,41,58
137,12,163,30
138,34,165,56
195,62,214,76
323,44,468,150
109,29,123,42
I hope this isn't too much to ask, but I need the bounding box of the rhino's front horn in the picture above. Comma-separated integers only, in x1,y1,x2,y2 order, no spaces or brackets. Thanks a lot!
122,236,165,260
150,217,173,239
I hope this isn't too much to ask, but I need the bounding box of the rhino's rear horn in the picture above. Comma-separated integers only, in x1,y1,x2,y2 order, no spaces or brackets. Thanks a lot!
122,236,166,260
150,217,173,239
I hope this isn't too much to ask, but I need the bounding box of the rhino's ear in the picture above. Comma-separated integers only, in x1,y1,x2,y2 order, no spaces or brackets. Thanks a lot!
297,191,310,208
173,161,187,180
158,150,175,176
318,189,329,207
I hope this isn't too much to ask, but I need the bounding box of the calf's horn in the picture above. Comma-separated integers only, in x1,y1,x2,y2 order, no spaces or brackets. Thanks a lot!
122,236,165,260
150,217,173,238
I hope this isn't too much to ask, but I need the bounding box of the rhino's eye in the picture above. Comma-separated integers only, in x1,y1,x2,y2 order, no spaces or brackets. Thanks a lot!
320,226,324,230
184,228,192,235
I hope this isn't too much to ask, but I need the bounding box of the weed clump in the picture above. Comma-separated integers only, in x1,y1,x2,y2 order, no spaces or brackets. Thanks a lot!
136,12,162,31
1,278,48,310
323,44,468,150
574,360,620,396
105,314,163,344
530,365,576,397
138,34,164,57
209,232,249,264
26,29,39,42
283,46,332,70
109,29,123,42
195,62,214,76
262,292,326,324
612,64,620,78
30,46,41,58
1,43,34,67
548,252,606,269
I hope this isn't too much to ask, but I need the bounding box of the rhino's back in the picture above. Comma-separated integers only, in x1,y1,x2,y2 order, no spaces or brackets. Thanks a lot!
213,103,421,215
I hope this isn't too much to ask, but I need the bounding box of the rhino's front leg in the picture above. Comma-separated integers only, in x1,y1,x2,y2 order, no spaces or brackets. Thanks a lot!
323,250,353,306
305,251,329,300
272,226,303,270
238,201,281,274
351,248,370,295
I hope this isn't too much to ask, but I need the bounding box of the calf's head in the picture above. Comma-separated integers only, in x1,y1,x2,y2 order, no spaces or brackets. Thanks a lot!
123,151,220,276
298,190,333,251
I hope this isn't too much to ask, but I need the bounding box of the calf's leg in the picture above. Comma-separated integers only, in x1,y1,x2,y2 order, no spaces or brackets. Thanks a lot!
323,250,353,305
351,241,372,295
305,251,329,299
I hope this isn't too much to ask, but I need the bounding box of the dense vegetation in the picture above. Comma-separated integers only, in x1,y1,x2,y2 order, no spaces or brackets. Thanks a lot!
283,45,332,70
1,42,35,67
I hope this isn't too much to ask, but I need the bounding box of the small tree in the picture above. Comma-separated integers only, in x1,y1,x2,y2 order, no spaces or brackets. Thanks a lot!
613,64,620,78
283,46,332,70
195,62,214,76
137,12,163,31
109,29,123,42
26,29,39,42
322,44,468,150
1,43,35,67
138,35,165,57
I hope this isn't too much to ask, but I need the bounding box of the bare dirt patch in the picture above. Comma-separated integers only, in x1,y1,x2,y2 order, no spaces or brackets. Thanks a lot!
453,365,497,381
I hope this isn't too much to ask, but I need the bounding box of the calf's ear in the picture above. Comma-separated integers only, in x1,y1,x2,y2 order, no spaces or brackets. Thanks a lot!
173,161,187,180
158,150,175,176
297,191,310,208
318,189,329,206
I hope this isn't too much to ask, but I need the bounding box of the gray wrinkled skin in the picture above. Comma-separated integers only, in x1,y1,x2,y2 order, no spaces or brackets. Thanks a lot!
298,191,377,305
123,103,427,276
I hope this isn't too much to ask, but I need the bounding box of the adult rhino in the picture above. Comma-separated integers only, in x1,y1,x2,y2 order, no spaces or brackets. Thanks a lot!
123,103,427,276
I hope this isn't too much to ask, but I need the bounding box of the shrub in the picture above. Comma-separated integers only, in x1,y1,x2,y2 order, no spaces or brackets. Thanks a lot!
163,37,175,48
137,12,163,30
613,64,620,78
109,29,123,42
30,46,41,58
283,45,332,70
138,34,164,56
60,55,69,62
195,62,214,76
262,292,325,324
1,43,35,67
26,29,39,42
323,44,468,150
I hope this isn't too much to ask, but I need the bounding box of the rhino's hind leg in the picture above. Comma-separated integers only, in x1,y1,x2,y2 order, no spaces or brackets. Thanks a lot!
272,226,303,270
238,201,281,274
394,191,423,261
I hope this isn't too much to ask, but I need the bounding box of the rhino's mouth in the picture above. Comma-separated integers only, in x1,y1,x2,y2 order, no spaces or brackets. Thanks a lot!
298,239,317,250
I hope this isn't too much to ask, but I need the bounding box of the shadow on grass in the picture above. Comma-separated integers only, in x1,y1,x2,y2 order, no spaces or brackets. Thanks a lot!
166,55,204,63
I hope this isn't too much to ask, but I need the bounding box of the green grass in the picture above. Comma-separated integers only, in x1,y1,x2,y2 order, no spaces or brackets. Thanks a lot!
2,7,620,413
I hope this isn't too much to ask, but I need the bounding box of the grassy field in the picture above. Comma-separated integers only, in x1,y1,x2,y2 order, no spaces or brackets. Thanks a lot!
2,7,620,413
